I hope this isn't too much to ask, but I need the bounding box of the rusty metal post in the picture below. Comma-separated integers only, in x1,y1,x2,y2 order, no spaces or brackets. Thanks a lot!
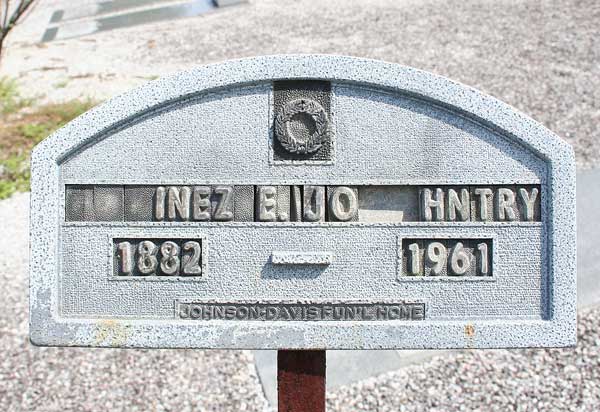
277,350,326,412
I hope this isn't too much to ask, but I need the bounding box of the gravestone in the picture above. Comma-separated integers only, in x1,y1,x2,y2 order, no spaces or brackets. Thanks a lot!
29,55,576,349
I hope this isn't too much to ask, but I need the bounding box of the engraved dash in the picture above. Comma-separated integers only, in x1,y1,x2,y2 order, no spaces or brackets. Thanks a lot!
271,251,333,265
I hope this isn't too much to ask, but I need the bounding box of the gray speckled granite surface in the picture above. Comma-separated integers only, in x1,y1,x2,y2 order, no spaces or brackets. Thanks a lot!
29,55,576,350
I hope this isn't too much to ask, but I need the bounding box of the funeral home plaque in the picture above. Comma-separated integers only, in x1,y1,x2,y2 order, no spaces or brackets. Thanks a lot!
29,55,576,349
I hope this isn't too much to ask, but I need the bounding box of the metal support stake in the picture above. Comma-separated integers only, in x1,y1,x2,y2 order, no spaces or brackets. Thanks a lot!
277,350,326,412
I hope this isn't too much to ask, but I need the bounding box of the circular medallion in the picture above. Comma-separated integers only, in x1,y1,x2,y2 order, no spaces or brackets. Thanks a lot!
275,98,330,154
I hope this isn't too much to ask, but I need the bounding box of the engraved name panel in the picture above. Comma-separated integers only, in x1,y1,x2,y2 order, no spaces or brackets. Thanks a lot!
66,185,542,223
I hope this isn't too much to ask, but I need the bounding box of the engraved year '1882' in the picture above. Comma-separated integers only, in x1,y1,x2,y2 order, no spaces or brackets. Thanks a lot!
114,239,203,277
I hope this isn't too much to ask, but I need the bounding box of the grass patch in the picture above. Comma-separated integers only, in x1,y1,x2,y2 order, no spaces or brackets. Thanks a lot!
0,97,97,200
0,77,33,114
0,154,29,199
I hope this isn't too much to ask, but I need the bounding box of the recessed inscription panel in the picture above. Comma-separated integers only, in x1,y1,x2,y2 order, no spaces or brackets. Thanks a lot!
60,224,542,320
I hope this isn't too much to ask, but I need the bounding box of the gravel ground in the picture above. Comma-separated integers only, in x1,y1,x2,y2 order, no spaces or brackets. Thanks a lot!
328,308,600,412
2,0,600,168
0,193,269,412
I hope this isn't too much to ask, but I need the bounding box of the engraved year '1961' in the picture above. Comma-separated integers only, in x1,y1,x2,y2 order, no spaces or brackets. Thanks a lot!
115,239,203,277
402,239,492,277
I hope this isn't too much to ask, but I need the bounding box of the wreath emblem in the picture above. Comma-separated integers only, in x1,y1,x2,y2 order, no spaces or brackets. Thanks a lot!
275,98,330,154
